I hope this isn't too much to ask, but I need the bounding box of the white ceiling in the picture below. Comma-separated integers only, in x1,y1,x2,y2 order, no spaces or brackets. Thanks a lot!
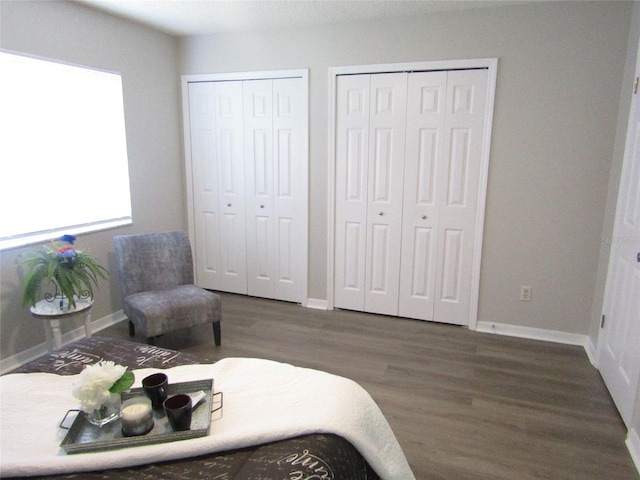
76,0,527,37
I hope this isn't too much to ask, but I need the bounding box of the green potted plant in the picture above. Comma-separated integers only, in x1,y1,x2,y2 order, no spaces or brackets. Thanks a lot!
18,234,108,310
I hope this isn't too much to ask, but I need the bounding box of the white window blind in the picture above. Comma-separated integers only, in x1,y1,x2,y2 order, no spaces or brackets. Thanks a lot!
0,50,132,250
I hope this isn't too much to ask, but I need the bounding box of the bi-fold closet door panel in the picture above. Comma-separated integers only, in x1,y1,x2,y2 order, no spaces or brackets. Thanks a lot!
188,81,247,294
243,78,304,302
398,71,447,321
400,69,488,324
335,69,488,325
334,74,368,312
334,73,407,316
434,69,487,325
187,77,305,303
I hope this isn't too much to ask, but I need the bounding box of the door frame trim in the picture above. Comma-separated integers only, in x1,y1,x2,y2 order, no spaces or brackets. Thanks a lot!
181,69,309,306
326,59,498,329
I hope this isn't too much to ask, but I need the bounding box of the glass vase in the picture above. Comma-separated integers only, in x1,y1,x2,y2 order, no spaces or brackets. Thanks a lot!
85,393,121,427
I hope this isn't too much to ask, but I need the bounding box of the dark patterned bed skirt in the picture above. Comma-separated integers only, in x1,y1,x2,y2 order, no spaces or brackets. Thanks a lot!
9,338,380,480
12,337,208,375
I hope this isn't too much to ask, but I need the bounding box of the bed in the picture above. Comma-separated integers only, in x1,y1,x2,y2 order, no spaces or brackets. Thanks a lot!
1,337,414,479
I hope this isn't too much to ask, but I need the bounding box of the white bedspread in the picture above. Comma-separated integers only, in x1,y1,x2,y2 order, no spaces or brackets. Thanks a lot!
0,357,415,479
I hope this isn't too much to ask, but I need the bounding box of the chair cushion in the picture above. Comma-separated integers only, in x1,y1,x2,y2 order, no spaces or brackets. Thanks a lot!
124,285,221,338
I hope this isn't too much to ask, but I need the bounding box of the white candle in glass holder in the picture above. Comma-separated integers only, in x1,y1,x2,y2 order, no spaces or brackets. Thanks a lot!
121,396,154,436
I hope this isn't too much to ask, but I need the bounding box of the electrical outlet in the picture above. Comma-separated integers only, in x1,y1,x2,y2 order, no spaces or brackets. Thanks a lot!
520,286,532,301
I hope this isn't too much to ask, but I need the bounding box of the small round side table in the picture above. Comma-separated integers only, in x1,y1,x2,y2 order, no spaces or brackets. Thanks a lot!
30,297,93,352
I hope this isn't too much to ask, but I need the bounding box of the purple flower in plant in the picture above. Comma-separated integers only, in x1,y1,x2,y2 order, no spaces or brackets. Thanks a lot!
56,246,76,259
60,234,76,245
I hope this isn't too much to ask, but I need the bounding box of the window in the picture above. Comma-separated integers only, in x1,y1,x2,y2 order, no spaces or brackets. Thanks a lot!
0,50,132,250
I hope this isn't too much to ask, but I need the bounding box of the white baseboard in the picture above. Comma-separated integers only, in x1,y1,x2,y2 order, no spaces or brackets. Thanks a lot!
305,298,328,310
475,321,588,347
584,336,599,367
0,310,126,375
91,309,127,334
626,428,640,476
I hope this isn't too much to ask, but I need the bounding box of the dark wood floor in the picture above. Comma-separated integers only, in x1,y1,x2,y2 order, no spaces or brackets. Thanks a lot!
98,293,639,480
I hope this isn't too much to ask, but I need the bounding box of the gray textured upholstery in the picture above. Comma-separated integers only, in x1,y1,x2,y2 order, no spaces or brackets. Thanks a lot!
114,231,221,344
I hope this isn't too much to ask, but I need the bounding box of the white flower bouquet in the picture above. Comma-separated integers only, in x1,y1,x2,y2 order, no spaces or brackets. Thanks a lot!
72,361,134,426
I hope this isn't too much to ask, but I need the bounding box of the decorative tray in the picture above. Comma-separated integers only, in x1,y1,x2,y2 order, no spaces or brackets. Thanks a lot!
60,379,214,454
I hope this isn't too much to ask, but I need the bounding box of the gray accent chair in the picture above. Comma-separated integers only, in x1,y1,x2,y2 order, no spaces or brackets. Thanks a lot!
114,231,221,346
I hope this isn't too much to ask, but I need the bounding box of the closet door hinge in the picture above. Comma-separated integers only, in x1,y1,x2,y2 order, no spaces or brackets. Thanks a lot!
634,77,639,94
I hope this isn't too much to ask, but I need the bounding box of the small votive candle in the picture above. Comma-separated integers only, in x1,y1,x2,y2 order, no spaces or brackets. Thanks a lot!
121,396,154,437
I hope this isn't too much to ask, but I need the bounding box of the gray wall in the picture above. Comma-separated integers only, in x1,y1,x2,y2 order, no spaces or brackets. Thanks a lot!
0,1,183,360
180,1,632,335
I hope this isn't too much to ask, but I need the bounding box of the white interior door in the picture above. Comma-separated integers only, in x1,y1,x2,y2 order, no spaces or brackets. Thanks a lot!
598,57,640,427
334,73,407,315
188,81,247,293
433,69,487,325
334,74,371,311
244,78,305,302
244,79,275,298
271,78,305,302
364,73,408,316
213,81,248,294
399,71,447,321
187,82,219,288
334,68,488,325
186,72,308,303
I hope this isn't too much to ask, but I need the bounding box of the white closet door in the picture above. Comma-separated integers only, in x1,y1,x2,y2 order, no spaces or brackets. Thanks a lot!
188,81,247,293
333,67,490,325
433,69,487,325
334,74,371,311
244,79,275,298
399,71,447,321
215,81,248,294
244,78,305,302
364,73,408,315
272,78,305,301
187,82,220,289
186,71,308,303
335,72,407,314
